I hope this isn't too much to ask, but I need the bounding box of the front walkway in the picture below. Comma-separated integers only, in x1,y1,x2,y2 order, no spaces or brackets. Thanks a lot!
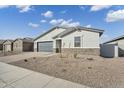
0,62,87,88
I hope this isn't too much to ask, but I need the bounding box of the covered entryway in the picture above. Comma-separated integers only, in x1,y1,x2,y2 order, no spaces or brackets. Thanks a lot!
56,39,62,53
37,41,53,52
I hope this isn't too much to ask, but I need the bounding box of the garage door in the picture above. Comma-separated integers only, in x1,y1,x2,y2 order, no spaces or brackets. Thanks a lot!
38,41,53,52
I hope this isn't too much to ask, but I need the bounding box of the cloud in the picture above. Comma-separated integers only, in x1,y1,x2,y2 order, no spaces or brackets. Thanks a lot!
41,11,53,18
28,22,39,28
105,9,124,22
0,5,9,9
49,19,80,27
84,24,91,28
49,19,64,25
40,20,47,23
16,5,32,13
90,5,112,11
79,6,85,10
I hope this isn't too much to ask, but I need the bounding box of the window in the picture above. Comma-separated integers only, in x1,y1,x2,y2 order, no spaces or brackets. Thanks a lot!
74,36,81,47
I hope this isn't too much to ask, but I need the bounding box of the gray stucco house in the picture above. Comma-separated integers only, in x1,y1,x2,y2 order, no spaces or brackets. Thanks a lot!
0,40,5,52
13,38,34,53
3,40,13,52
34,26,104,55
103,35,124,57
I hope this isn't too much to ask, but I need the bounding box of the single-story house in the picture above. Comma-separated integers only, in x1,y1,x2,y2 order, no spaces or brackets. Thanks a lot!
13,38,34,53
3,40,13,52
103,35,124,57
34,26,104,55
0,40,5,52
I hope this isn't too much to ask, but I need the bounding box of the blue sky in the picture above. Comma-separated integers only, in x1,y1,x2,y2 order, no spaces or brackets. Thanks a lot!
0,5,124,43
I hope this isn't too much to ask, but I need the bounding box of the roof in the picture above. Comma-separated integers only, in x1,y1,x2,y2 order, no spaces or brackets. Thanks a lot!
34,26,67,41
0,40,5,44
53,26,104,39
13,37,34,43
3,40,14,44
104,35,124,44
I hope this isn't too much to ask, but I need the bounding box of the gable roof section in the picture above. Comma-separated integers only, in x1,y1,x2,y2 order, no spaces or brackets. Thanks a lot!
34,26,67,41
0,40,5,44
3,40,14,44
104,35,124,44
53,26,104,39
13,38,34,43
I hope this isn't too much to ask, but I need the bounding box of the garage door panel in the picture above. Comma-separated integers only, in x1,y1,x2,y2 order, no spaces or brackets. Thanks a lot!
38,41,53,52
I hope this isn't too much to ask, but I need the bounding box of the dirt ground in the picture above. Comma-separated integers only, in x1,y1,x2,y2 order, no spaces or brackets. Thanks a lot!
9,54,124,88
0,51,18,57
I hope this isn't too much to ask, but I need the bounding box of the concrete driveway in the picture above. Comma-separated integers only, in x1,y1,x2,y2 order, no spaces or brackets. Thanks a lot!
0,52,55,63
0,62,87,88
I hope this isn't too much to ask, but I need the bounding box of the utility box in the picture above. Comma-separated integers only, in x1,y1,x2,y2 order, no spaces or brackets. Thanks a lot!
100,44,118,58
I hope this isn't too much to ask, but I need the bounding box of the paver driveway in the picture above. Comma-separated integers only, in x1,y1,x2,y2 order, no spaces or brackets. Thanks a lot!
0,52,55,63
0,62,87,88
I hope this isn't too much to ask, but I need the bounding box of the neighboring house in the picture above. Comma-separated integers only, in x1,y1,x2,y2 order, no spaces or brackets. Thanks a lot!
103,35,124,57
13,38,34,53
3,40,13,52
34,26,104,55
0,40,5,52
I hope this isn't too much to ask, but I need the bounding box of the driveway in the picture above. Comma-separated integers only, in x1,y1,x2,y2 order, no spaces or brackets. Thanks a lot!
0,52,55,63
0,62,87,88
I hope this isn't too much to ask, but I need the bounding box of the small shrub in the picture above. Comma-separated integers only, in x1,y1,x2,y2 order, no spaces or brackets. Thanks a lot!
62,69,67,72
24,59,28,62
33,57,36,59
88,67,92,69
74,53,78,58
87,57,94,61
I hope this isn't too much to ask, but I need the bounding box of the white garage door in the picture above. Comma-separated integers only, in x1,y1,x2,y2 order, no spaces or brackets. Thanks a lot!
38,41,53,52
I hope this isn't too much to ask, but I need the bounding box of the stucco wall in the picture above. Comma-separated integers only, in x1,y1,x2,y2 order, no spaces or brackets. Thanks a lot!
3,41,13,52
34,28,66,51
13,40,23,52
61,30,100,48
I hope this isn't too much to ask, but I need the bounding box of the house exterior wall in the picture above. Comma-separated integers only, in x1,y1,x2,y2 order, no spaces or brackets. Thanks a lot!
34,28,66,51
23,42,34,52
59,30,100,55
13,40,23,53
61,30,100,48
3,41,13,52
34,28,101,55
60,48,100,55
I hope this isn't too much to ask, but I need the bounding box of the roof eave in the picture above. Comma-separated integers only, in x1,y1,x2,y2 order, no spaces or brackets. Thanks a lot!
34,26,67,41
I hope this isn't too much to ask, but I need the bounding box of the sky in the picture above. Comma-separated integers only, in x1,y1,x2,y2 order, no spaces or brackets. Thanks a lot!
0,5,124,43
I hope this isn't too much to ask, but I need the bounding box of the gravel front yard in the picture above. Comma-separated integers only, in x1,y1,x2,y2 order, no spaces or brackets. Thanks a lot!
0,52,18,57
9,54,124,88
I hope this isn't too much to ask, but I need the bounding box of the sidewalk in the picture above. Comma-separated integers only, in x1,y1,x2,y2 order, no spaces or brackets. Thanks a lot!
0,62,88,88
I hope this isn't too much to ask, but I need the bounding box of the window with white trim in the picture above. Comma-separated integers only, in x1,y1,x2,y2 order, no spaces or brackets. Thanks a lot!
74,36,81,47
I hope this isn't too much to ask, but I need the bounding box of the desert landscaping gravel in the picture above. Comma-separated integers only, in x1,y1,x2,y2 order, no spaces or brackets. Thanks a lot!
9,54,124,88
